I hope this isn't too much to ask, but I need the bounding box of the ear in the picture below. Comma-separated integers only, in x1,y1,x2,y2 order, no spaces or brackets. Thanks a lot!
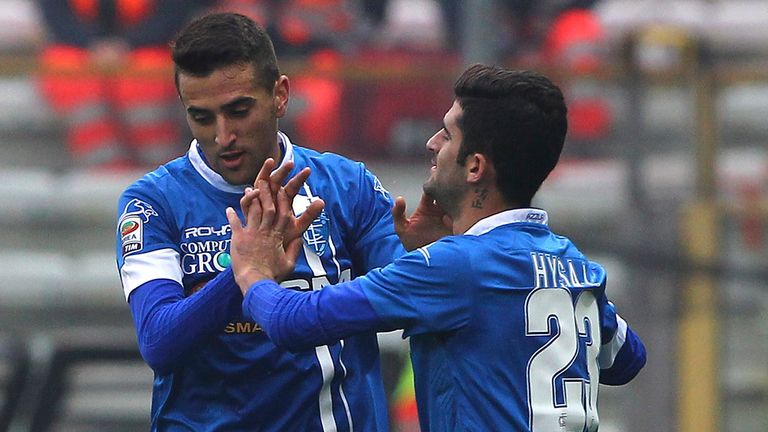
274,75,290,118
465,153,492,185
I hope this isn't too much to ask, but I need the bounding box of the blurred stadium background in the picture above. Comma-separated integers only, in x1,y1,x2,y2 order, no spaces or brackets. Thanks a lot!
0,0,767,431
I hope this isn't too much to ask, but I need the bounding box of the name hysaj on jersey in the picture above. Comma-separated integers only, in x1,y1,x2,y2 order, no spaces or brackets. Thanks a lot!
530,252,592,288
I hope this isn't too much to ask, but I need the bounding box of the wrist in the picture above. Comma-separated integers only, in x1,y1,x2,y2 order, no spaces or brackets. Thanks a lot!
235,269,272,294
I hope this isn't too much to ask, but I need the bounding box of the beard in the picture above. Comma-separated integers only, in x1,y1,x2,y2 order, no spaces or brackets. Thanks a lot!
423,176,462,217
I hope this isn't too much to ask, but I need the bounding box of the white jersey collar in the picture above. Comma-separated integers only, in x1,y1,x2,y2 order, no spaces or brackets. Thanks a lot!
464,208,548,236
188,131,296,193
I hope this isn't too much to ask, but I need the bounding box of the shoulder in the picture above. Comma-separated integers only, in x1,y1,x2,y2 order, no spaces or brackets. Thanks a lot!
118,157,189,212
406,236,475,269
292,146,389,201
548,230,590,261
293,145,367,176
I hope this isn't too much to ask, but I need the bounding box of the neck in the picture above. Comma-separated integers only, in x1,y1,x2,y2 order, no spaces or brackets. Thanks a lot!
451,187,516,234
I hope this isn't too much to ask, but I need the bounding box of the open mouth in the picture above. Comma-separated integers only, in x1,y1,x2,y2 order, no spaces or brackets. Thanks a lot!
220,151,245,169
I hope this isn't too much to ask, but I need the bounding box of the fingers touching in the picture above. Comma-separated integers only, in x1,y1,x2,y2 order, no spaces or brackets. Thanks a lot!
225,207,243,234
285,167,311,200
255,158,295,189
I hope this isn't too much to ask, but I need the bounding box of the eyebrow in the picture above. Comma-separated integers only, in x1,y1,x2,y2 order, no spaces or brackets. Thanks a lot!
186,96,256,115
186,106,208,116
221,96,256,111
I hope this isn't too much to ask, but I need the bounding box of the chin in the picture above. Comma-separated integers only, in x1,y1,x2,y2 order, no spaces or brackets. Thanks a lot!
220,171,248,186
423,181,438,199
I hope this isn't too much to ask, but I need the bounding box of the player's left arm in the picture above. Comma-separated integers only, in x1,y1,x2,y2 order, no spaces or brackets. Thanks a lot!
230,178,469,351
242,278,394,351
239,243,472,351
597,299,647,385
241,243,472,352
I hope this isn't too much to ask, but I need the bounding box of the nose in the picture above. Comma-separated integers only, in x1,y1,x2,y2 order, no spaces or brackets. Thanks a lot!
215,116,236,146
426,130,440,152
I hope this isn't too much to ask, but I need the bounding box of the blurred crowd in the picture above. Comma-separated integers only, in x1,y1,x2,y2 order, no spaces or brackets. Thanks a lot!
32,0,608,172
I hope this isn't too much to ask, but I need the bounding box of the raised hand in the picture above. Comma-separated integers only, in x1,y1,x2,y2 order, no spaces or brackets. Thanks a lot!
242,158,316,244
243,158,292,216
227,180,325,294
253,157,310,200
391,193,453,251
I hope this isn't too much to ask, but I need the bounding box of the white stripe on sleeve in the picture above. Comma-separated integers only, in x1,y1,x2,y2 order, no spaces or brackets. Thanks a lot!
599,314,628,369
120,248,182,301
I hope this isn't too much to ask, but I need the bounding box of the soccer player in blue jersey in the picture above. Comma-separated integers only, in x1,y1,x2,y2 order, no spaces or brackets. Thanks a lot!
115,12,405,431
229,64,647,432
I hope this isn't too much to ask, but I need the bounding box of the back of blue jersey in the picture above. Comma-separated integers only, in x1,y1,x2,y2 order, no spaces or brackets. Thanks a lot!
359,209,641,432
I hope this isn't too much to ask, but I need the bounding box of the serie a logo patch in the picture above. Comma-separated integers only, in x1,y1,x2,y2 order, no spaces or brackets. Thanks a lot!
120,215,143,255
118,199,158,256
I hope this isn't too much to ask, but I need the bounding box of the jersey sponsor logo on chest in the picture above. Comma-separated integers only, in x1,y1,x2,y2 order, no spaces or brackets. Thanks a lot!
184,224,231,238
281,268,351,292
181,224,232,275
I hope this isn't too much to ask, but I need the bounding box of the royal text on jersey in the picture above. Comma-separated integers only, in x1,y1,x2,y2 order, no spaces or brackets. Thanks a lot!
179,224,234,275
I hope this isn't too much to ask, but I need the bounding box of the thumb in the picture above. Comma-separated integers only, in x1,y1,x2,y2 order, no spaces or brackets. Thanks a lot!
295,199,325,234
391,196,407,226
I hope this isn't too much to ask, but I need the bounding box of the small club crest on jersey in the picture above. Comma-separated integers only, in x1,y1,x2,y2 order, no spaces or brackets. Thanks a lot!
118,199,159,256
292,194,330,256
303,210,329,256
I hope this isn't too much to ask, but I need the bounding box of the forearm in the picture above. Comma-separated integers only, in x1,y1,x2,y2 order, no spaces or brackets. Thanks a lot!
242,279,390,352
129,269,242,372
599,317,647,385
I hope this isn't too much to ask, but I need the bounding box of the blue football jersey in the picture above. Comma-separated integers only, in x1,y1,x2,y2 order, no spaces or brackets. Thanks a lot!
356,208,646,432
116,132,403,431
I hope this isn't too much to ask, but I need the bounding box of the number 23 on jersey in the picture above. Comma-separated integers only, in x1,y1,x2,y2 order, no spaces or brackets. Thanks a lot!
526,287,601,432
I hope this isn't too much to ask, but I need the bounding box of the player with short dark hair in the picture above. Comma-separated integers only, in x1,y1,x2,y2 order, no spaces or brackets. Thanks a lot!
228,64,647,432
115,12,404,431
171,12,279,92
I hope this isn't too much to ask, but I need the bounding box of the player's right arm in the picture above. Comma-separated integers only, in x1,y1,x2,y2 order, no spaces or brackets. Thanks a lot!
117,186,242,373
